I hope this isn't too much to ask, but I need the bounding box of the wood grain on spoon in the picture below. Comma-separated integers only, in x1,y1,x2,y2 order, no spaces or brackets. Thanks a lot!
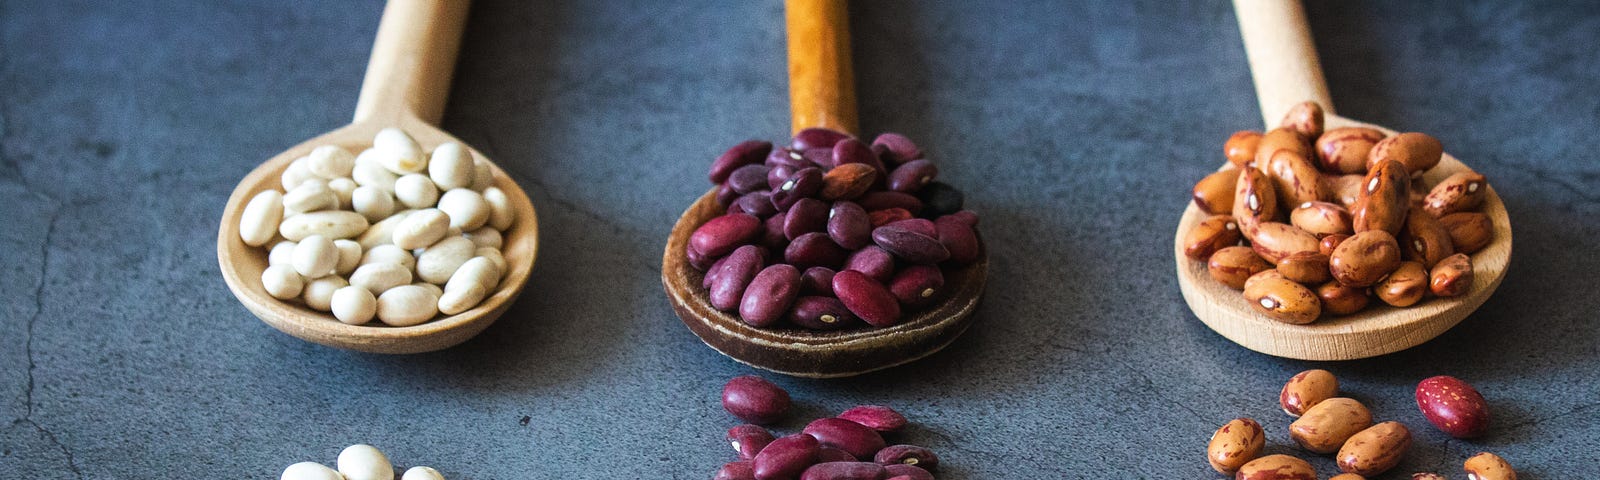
1172,0,1511,360
217,0,539,354
662,0,987,377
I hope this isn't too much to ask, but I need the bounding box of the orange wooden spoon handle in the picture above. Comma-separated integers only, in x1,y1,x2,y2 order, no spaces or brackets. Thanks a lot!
785,0,858,136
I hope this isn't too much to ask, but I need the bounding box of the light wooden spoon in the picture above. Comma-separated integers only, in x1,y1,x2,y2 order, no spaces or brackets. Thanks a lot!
1174,0,1512,360
662,0,988,378
217,0,538,354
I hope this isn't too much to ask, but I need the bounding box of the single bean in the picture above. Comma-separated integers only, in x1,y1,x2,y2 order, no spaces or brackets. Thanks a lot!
240,190,284,247
793,127,851,150
1265,145,1326,210
887,159,937,193
803,418,886,460
291,235,340,279
331,285,377,325
882,464,933,480
1415,375,1491,439
1326,173,1365,209
1429,253,1473,297
1423,171,1488,217
464,227,502,249
1279,369,1338,417
817,447,857,463
1462,452,1516,480
437,188,490,231
269,240,298,267
337,444,393,480
772,167,823,211
282,462,344,480
1290,397,1372,454
375,284,438,326
767,164,797,191
1243,269,1287,292
711,140,774,184
1439,212,1493,254
710,245,765,311
1402,211,1455,268
1208,246,1273,290
691,213,763,258
875,445,938,470
889,265,944,307
1224,130,1263,168
360,243,415,271
394,173,439,209
328,179,354,210
393,209,450,250
1233,167,1279,229
1351,160,1411,235
734,191,778,218
722,375,791,424
786,232,849,270
872,133,923,164
427,142,475,190
1319,233,1350,256
715,461,756,480
332,239,362,276
475,246,507,277
935,215,981,265
439,256,501,315
1277,251,1331,285
753,433,819,480
1279,101,1324,139
280,157,316,191
872,226,949,264
1233,455,1315,480
1249,222,1319,264
1336,421,1412,477
728,424,776,461
483,186,516,231
1192,169,1240,215
358,211,409,249
1375,261,1429,307
858,191,923,215
739,264,802,327
761,213,788,251
788,296,859,330
301,275,348,312
827,201,872,250
868,208,913,228
885,218,936,238
350,261,413,296
1316,127,1386,174
1184,215,1242,260
284,178,338,213
916,181,964,217
1290,201,1352,236
1330,230,1402,288
838,405,907,433
800,267,835,295
1244,276,1321,324
1317,281,1370,315
833,270,901,327
352,185,397,222
352,149,399,192
401,466,444,480
373,127,425,174
1255,127,1312,174
833,139,886,183
416,236,476,285
728,164,772,195
781,198,828,241
1207,418,1265,475
820,163,878,200
261,265,305,300
766,147,809,169
1368,132,1442,176
844,246,895,283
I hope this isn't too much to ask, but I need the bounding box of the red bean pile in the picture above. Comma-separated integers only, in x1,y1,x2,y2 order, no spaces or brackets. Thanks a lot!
690,129,981,330
716,375,942,480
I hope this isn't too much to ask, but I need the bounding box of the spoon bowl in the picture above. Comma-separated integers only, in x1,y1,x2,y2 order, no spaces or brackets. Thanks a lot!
216,0,539,354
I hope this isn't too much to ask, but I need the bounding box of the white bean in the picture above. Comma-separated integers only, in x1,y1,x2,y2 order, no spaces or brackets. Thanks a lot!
483,186,515,231
471,157,494,191
328,177,358,210
306,145,356,178
239,190,284,247
393,209,449,250
261,265,304,300
374,127,426,174
291,235,339,279
394,173,438,209
349,262,412,296
464,227,502,249
302,276,348,312
416,236,476,285
282,461,343,480
360,244,415,271
475,246,507,276
439,256,501,315
352,148,398,192
283,179,337,213
428,142,475,191
351,185,396,222
410,282,443,298
280,156,315,190
401,466,445,480
337,444,394,480
280,211,369,241
333,239,362,276
268,241,298,266
376,285,438,327
331,286,377,325
436,188,489,231
358,211,411,249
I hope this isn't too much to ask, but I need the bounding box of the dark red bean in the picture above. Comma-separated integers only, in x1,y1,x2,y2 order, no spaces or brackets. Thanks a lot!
722,376,791,424
874,445,939,470
802,148,834,170
882,464,933,480
717,184,740,206
817,447,857,463
788,296,859,330
761,214,789,251
753,433,819,480
691,213,762,258
767,147,809,169
737,191,778,218
767,164,797,191
872,132,923,164
868,208,914,228
715,460,757,480
803,418,887,460
784,198,829,241
844,246,895,283
872,226,950,264
728,164,773,195
792,127,851,151
786,232,849,269
709,245,765,311
940,210,978,227
740,264,801,327
884,476,913,480
832,139,874,168
885,218,936,238
728,424,776,461
917,182,964,218
703,254,729,288
687,244,717,272
800,267,836,295
859,191,923,215
935,216,980,265
838,405,907,433
771,167,823,211
889,265,944,306
887,159,938,193
827,201,872,250
711,140,773,184
832,271,901,327
799,462,886,480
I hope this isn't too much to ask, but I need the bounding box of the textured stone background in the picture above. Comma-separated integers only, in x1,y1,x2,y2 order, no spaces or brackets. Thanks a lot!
2,1,1597,478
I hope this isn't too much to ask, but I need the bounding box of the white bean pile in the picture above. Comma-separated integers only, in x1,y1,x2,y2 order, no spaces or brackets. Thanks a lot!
281,444,446,480
240,128,514,327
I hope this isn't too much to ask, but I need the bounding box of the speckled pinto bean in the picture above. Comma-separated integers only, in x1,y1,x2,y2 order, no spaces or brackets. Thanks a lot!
1336,421,1411,477
739,264,801,327
1192,169,1241,215
1463,452,1517,480
1328,474,1364,480
1326,173,1365,209
784,198,829,241
827,201,872,250
1224,131,1263,168
1352,160,1411,235
1280,369,1338,417
728,424,776,461
789,296,859,330
1244,275,1320,324
1249,222,1319,264
1280,101,1325,138
1316,127,1386,174
1429,253,1473,297
1424,171,1488,217
1415,375,1491,438
1439,212,1493,254
1255,128,1313,174
1290,201,1351,236
1233,454,1316,480
1265,146,1326,210
1276,251,1331,284
1207,418,1266,475
803,418,886,461
1402,211,1455,268
838,405,907,433
820,163,877,200
1411,473,1446,480
1319,233,1350,256
1376,261,1429,307
1208,246,1273,290
712,140,774,184
1330,230,1403,288
1185,215,1243,260
832,270,901,327
772,168,824,211
710,245,766,311
872,225,950,264
753,433,820,480
844,246,895,283
1290,397,1373,454
722,376,791,424
786,232,849,269
1368,132,1442,176
935,215,980,265
889,265,944,307
1234,167,1280,230
1318,280,1371,315
693,213,764,258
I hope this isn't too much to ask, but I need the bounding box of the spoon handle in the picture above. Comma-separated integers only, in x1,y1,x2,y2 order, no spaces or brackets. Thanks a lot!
1234,0,1333,128
353,0,472,125
786,0,858,136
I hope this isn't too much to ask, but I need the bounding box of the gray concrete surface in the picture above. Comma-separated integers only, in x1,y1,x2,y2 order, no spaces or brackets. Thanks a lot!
2,1,1597,478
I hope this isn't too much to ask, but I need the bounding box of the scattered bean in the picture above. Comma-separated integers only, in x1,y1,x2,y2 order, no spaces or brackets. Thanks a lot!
1415,375,1490,438
336,444,393,480
1279,369,1338,417
722,376,791,424
838,406,907,433
803,418,886,461
282,462,344,480
1289,397,1372,454
753,434,819,480
1336,421,1411,477
1207,418,1265,474
728,424,775,461
1234,454,1315,480
1463,452,1516,480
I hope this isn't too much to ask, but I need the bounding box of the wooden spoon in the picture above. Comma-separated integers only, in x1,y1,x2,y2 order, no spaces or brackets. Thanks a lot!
217,0,539,354
1174,0,1512,360
661,0,988,378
